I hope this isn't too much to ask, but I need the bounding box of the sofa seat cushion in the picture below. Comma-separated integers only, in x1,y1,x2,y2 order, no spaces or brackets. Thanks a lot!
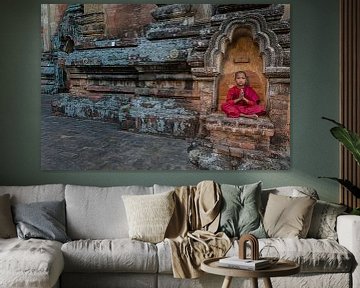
261,238,353,272
61,239,158,273
157,238,354,274
227,238,354,273
156,240,173,274
0,238,64,288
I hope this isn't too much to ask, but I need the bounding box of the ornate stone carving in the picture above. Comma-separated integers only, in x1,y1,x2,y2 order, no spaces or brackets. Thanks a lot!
204,13,284,71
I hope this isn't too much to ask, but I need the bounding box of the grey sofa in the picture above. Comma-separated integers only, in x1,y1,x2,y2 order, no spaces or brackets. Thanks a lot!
0,183,359,288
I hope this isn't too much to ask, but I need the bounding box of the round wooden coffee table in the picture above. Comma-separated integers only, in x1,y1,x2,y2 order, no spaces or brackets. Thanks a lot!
201,257,300,288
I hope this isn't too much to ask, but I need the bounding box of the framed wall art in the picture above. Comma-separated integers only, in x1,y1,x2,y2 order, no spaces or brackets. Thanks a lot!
41,4,290,170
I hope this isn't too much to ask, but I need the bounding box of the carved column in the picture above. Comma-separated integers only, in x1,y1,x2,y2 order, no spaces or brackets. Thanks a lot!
191,67,220,137
192,67,220,114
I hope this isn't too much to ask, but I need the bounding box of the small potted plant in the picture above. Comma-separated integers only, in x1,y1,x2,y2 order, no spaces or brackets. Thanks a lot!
320,117,360,215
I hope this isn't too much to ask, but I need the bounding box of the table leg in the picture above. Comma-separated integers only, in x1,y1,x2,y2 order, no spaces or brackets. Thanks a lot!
222,276,233,288
251,278,258,288
263,277,273,288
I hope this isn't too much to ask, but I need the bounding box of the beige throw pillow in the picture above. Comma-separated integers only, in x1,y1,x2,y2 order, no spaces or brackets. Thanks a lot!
122,191,175,243
0,194,17,238
263,193,316,238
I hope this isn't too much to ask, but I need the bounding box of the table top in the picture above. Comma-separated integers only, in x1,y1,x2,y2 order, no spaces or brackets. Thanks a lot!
201,257,300,278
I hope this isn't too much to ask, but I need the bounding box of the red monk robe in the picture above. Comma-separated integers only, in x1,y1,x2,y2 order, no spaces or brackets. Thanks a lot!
221,85,266,118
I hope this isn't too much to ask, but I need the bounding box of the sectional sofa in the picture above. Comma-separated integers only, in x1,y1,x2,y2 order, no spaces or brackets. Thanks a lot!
0,183,359,288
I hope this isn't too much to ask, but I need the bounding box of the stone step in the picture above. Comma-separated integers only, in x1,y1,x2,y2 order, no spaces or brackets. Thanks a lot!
119,97,198,138
51,93,199,139
205,113,275,155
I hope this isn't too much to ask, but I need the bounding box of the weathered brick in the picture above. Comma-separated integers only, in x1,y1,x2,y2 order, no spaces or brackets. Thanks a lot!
229,147,244,158
213,144,231,155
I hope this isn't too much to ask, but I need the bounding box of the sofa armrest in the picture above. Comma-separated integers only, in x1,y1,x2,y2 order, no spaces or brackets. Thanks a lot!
337,215,360,288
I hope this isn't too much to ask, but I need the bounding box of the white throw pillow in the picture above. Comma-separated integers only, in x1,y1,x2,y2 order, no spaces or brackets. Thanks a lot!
122,191,175,243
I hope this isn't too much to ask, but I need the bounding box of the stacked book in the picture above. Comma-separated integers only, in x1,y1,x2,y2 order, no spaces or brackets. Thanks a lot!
218,256,271,270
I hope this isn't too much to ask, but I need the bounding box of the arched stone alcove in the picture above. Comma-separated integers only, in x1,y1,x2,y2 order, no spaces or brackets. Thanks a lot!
202,13,286,112
216,27,267,111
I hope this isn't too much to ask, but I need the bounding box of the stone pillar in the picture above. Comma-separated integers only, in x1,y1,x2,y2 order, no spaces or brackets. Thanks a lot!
41,4,51,52
191,67,219,114
191,67,219,137
41,4,68,52
265,68,290,148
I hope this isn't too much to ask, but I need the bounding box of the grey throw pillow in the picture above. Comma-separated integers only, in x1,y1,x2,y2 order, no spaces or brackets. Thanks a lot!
0,194,17,238
12,200,70,243
218,182,266,238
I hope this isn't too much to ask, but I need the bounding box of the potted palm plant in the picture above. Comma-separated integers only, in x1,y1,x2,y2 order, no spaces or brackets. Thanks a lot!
320,117,360,215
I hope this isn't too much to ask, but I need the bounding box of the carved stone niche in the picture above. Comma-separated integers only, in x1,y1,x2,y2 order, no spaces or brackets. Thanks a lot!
200,13,288,114
216,27,267,111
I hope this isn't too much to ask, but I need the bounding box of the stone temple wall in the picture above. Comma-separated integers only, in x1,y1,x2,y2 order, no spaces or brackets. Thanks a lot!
41,4,291,170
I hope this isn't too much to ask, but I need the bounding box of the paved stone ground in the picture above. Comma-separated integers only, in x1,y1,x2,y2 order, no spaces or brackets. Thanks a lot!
41,94,196,170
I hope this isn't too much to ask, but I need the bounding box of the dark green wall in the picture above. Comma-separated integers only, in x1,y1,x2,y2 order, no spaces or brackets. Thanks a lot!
0,0,340,203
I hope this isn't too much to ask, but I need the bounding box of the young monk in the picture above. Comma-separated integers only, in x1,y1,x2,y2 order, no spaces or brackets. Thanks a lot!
221,71,266,119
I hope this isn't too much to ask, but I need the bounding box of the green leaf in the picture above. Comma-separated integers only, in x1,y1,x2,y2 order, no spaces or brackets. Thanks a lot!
322,117,360,165
351,208,360,215
330,126,360,165
322,116,344,127
318,177,360,198
321,117,360,200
